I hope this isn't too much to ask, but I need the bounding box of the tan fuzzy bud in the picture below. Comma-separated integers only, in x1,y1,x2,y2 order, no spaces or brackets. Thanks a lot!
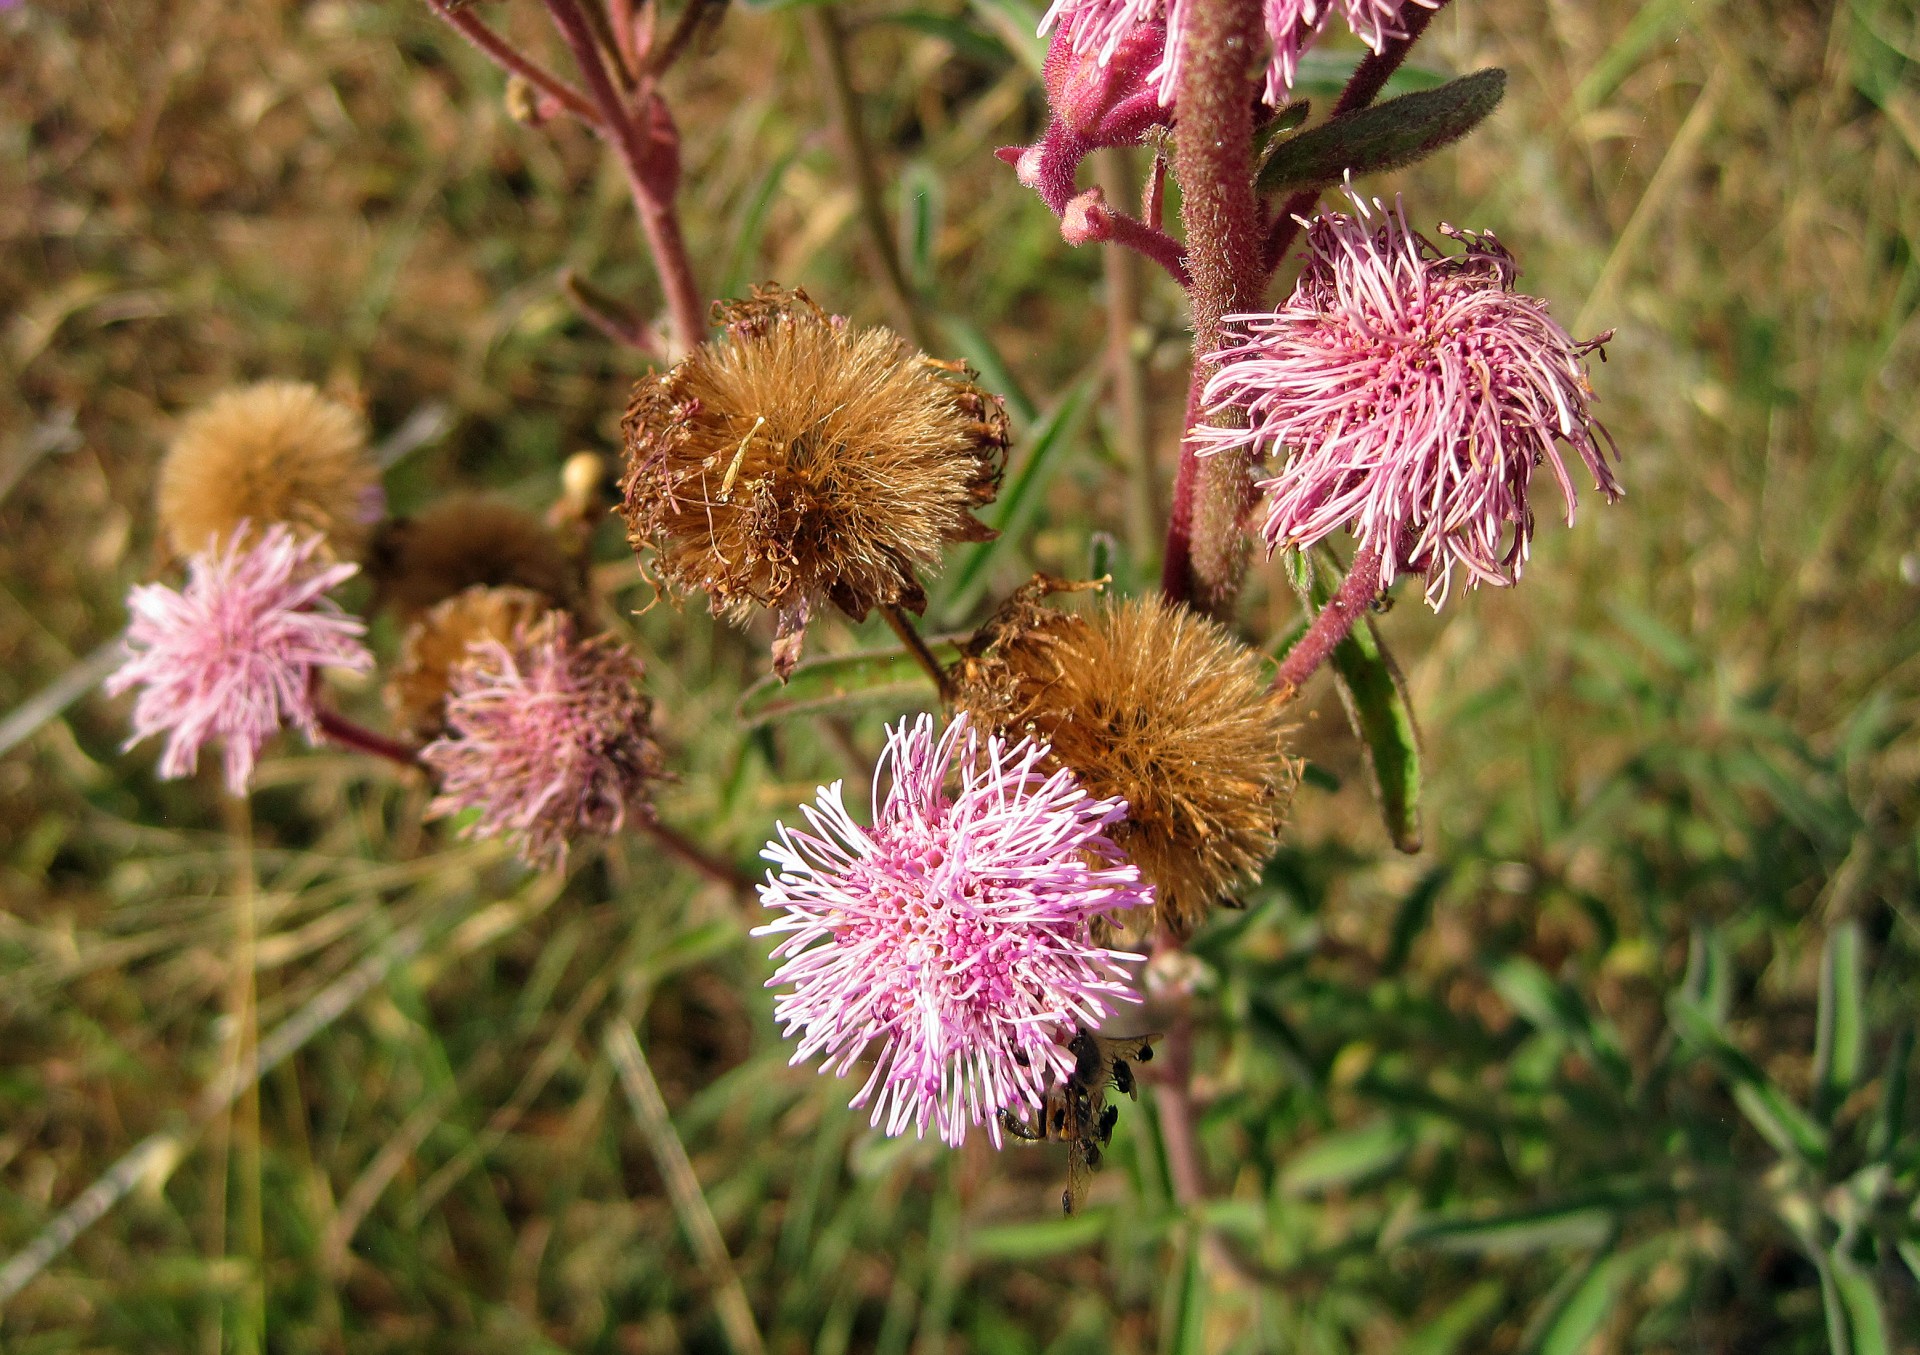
385,585,552,739
956,585,1298,938
369,495,584,621
618,284,1007,676
157,381,380,561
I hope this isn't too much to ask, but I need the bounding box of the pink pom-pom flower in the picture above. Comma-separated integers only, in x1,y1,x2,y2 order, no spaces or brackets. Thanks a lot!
107,523,373,795
420,614,663,869
755,713,1151,1148
1195,188,1621,607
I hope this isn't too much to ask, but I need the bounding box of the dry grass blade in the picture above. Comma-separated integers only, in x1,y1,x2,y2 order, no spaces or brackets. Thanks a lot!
604,1019,768,1355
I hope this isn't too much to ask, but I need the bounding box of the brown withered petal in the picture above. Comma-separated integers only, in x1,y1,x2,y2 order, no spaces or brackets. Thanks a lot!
955,583,1298,938
158,381,380,561
385,585,552,739
368,495,584,622
618,285,1007,677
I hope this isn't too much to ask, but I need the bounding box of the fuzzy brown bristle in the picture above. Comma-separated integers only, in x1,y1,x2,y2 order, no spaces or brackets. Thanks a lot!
157,381,379,560
618,284,1007,675
956,588,1298,938
369,496,583,621
385,585,553,739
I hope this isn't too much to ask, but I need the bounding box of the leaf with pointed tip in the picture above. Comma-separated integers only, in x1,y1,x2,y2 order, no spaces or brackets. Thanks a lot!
1814,921,1866,1121
1256,68,1508,197
735,642,960,728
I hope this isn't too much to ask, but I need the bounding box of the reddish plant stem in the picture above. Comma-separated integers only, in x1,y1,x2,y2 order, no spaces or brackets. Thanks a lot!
881,605,953,704
641,817,756,895
1152,1001,1208,1205
1261,0,1452,273
541,0,708,355
1160,0,1267,618
426,0,602,127
1099,208,1192,288
314,707,423,769
1272,536,1387,695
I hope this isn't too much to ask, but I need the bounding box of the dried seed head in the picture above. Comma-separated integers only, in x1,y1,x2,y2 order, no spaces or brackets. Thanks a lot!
618,285,1008,677
369,495,583,621
420,612,665,869
385,585,552,739
956,584,1297,938
157,381,381,560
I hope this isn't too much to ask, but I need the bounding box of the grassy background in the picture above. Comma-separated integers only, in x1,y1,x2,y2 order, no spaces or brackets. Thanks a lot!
3,0,1919,1350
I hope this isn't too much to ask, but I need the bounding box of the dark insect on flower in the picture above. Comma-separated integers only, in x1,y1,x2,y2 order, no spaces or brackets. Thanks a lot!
369,495,585,621
618,284,1008,677
420,612,664,869
384,584,551,740
956,581,1297,938
157,381,382,561
1001,1027,1158,1215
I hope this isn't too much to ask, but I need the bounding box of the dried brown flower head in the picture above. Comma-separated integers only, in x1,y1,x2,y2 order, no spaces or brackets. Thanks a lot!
385,585,552,739
157,381,380,560
619,285,1008,676
956,583,1297,938
369,495,583,621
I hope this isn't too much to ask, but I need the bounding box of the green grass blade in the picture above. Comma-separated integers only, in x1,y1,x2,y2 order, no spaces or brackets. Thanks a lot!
1814,920,1866,1121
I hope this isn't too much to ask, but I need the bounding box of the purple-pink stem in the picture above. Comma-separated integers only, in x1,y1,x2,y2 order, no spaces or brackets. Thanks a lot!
641,817,756,896
1098,207,1192,288
541,0,707,355
426,0,602,126
1159,0,1267,617
1261,0,1452,273
1272,536,1388,695
314,706,423,769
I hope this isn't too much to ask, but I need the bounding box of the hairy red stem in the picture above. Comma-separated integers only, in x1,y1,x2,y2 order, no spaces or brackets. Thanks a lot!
1160,0,1267,618
641,818,756,895
1273,536,1388,695
541,0,707,355
426,0,602,127
314,707,423,769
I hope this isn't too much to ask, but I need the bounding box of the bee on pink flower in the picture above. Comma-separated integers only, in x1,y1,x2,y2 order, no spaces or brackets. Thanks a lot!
755,713,1151,1148
1195,188,1621,607
107,523,374,795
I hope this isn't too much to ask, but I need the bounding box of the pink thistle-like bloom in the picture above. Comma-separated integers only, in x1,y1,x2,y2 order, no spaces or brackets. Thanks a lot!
107,523,372,795
1039,0,1433,107
421,614,663,868
1195,189,1621,606
755,713,1151,1148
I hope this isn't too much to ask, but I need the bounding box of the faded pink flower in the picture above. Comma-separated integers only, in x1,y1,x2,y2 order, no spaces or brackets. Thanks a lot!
107,523,372,795
1039,0,1433,107
1195,189,1621,606
755,713,1150,1148
420,613,663,868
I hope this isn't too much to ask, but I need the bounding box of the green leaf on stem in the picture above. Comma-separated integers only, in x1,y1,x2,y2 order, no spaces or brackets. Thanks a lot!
1813,920,1866,1121
1255,68,1508,197
1668,994,1829,1167
934,372,1097,626
735,641,959,727
967,1211,1108,1261
1278,1117,1412,1196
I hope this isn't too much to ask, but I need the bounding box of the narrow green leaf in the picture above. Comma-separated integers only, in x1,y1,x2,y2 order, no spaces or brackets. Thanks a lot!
1169,1230,1208,1355
719,151,797,299
964,0,1047,79
1289,49,1449,99
735,642,959,728
876,11,1011,67
1279,1117,1412,1196
1396,1279,1502,1355
1256,69,1507,196
1831,1254,1891,1355
936,313,1036,424
1403,1202,1612,1256
968,1212,1107,1261
1669,996,1829,1166
1868,1024,1911,1162
1534,1250,1627,1355
1383,866,1449,973
1329,615,1423,853
935,374,1097,626
896,158,944,294
1814,921,1866,1121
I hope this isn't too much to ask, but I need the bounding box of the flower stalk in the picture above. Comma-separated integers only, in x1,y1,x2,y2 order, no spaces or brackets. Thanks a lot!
1161,0,1266,618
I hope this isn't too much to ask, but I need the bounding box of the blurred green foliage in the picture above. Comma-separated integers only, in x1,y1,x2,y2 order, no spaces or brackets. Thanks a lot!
2,0,1918,1351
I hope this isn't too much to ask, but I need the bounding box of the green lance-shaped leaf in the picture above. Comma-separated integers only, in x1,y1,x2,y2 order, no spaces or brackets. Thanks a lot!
1282,550,1423,852
1814,920,1867,1121
735,641,962,727
1668,994,1829,1167
1279,1117,1412,1196
1256,68,1508,197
